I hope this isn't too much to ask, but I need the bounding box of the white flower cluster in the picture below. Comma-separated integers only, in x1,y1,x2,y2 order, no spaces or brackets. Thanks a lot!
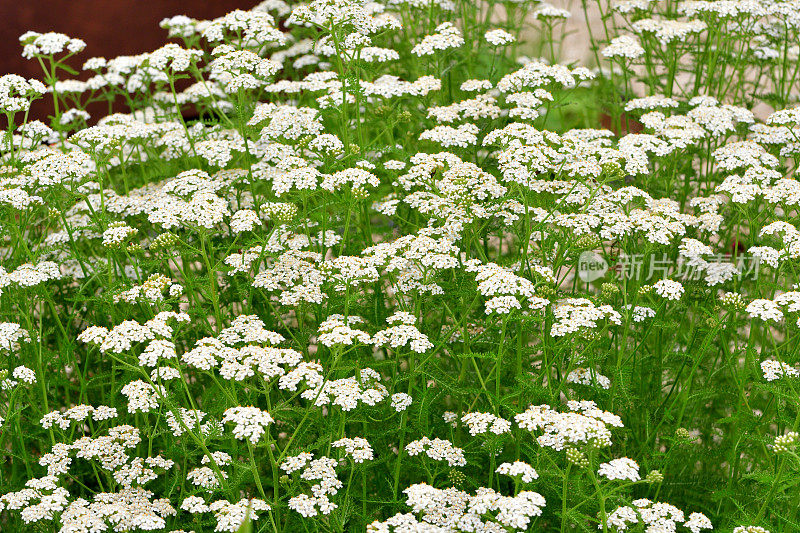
19,31,86,59
598,457,641,481
631,18,707,44
411,22,464,56
607,499,712,533
78,311,189,354
466,259,551,315
178,315,310,388
221,406,274,444
304,368,389,411
282,453,343,517
0,322,30,352
761,359,799,381
182,496,271,532
461,412,512,436
551,298,621,336
121,380,164,413
405,437,467,467
602,35,645,59
370,482,546,531
420,123,480,148
101,221,139,247
653,279,685,300
773,432,798,453
485,29,516,46
566,367,612,389
2,366,37,390
0,261,62,294
0,74,46,113
332,437,374,463
372,312,433,353
113,274,183,304
745,290,800,326
496,461,539,483
318,314,371,347
41,404,118,430
515,400,623,450
210,498,271,532
391,392,413,412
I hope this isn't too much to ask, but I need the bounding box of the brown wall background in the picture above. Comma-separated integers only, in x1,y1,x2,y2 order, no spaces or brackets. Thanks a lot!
0,0,250,122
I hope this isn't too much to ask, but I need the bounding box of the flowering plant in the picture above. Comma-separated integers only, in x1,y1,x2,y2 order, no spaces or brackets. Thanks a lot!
0,0,799,531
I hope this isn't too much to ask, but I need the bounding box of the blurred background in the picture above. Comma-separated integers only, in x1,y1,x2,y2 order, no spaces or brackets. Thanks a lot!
0,0,250,122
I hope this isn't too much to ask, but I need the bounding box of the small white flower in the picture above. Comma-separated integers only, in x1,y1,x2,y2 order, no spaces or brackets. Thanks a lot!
653,279,684,300
222,406,274,444
485,29,516,46
598,457,640,481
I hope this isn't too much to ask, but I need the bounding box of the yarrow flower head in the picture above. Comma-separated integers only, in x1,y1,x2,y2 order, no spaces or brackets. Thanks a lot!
411,22,464,56
496,461,539,483
773,432,798,453
405,437,467,467
0,75,46,113
515,401,623,450
19,31,86,59
598,458,640,481
602,35,645,59
653,279,684,300
485,29,515,46
332,437,374,463
221,406,274,444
